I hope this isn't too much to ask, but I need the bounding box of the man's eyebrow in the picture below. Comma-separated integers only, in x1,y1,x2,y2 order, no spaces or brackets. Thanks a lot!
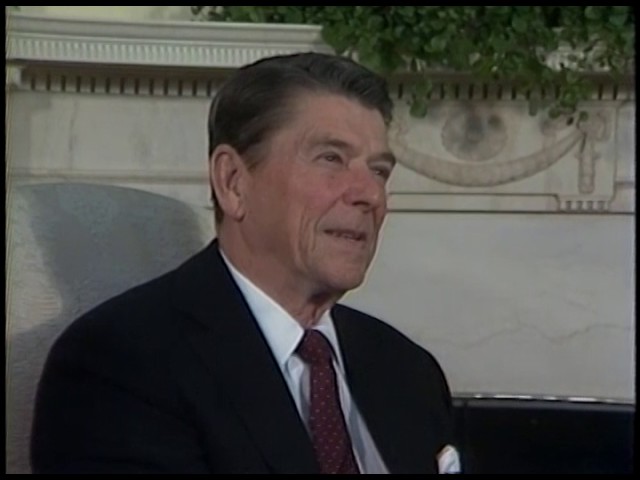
307,136,354,152
374,151,397,167
307,136,397,167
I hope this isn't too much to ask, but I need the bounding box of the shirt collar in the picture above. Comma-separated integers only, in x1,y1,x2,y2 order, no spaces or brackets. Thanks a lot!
219,248,345,371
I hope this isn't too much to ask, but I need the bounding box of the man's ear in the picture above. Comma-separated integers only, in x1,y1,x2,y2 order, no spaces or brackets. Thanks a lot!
209,145,248,221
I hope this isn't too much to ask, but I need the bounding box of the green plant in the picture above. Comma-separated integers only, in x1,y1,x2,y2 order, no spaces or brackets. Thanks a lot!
191,6,634,118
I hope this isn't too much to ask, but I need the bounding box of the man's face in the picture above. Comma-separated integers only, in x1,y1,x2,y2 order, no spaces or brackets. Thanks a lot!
240,92,395,297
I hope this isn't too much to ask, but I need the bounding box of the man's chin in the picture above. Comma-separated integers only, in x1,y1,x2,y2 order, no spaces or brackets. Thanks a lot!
326,271,367,294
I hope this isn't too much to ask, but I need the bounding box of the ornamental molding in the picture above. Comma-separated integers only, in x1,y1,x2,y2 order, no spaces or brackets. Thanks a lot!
6,13,331,70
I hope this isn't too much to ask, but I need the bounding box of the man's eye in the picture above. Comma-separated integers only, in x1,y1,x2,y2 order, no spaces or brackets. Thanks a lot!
372,167,391,179
322,153,343,163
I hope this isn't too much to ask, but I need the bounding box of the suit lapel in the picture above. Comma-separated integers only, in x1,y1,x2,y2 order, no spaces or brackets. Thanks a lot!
333,306,433,474
171,241,319,473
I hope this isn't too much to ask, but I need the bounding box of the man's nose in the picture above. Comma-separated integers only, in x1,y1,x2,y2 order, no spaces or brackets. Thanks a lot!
342,166,385,211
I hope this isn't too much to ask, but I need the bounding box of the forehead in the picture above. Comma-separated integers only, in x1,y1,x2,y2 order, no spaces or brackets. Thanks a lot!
286,92,390,148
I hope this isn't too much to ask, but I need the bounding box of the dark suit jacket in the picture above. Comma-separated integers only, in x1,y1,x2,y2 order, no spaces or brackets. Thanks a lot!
31,240,455,474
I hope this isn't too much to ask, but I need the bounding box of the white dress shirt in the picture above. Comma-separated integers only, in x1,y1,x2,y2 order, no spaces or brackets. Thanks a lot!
220,251,389,474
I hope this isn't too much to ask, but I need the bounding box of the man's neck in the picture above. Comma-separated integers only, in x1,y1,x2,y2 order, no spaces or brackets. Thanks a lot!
218,234,341,328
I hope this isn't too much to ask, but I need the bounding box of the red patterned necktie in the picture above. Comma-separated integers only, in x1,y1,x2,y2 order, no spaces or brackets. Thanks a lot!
296,330,360,474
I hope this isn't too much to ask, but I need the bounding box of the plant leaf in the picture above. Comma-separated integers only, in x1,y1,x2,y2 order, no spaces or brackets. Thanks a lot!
410,98,428,118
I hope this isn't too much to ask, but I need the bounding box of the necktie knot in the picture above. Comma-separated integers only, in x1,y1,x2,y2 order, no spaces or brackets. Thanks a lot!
296,330,333,366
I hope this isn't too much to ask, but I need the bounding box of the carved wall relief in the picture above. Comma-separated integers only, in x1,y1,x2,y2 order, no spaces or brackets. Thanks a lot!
388,90,632,213
441,107,508,163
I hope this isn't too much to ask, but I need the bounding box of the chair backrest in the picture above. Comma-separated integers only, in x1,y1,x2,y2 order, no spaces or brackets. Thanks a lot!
6,182,212,474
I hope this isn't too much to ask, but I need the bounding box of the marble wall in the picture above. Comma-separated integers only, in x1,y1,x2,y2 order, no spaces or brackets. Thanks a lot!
345,212,634,401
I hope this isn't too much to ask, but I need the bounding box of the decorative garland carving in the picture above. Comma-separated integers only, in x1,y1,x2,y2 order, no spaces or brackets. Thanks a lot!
390,108,610,189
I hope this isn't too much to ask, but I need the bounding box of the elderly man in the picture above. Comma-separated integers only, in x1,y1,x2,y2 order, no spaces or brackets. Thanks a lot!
31,52,460,474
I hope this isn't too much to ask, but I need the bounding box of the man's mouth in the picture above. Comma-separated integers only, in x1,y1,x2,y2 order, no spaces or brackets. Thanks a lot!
325,229,367,242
